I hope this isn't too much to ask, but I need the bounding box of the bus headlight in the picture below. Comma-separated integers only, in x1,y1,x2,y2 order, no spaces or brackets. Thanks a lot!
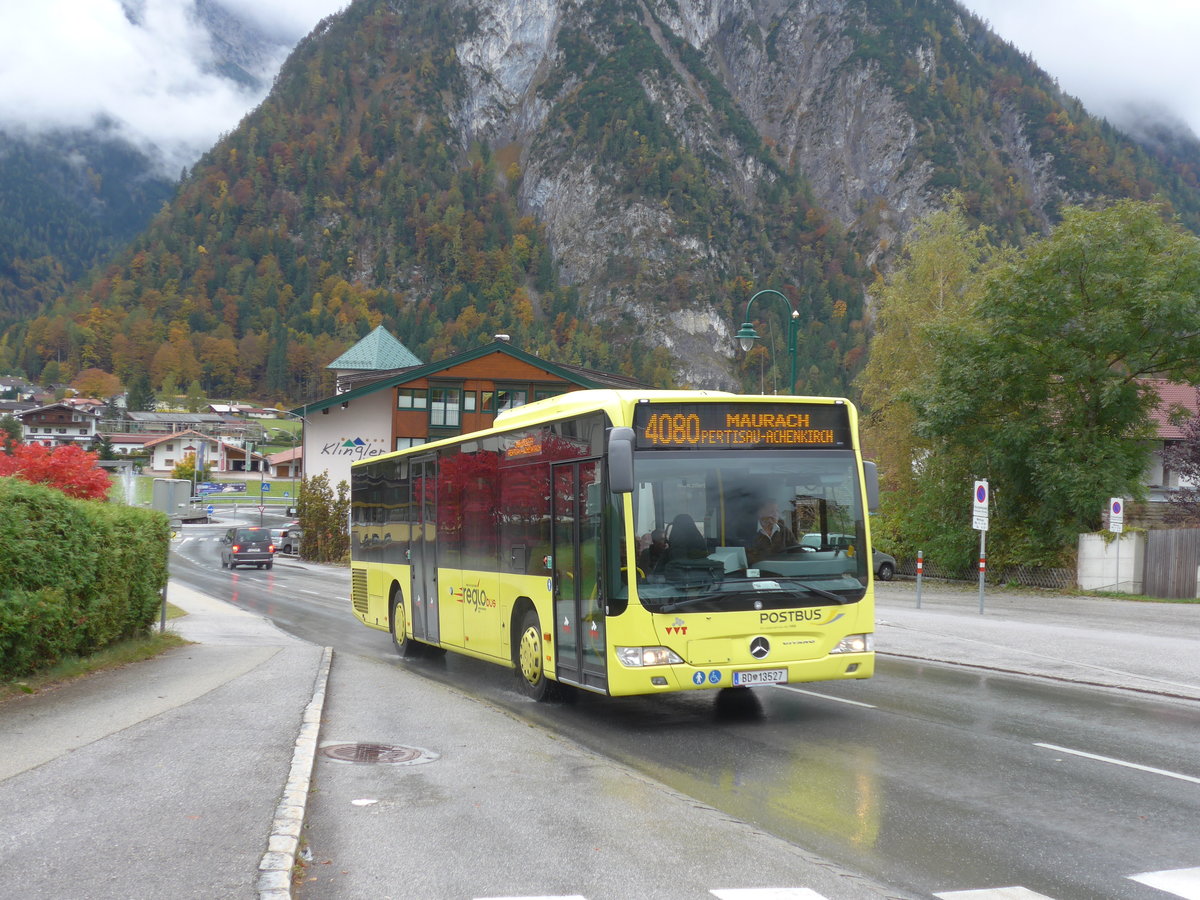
616,646,684,667
831,633,874,654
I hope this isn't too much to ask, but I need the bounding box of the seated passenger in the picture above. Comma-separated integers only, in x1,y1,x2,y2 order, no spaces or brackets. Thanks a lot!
637,529,668,573
747,501,796,564
666,514,708,561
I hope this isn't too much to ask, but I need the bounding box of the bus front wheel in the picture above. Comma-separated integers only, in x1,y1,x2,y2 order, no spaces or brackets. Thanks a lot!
516,609,556,701
390,592,421,658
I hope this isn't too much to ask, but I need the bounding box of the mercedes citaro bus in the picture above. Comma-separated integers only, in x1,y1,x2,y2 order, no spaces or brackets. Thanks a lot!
350,390,877,700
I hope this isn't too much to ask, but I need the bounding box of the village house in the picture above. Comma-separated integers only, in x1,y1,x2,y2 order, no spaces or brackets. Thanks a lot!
16,402,101,447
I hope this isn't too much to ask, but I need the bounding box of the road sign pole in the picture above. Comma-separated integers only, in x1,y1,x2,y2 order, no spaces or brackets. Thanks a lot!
1108,498,1124,592
972,479,989,613
978,530,986,613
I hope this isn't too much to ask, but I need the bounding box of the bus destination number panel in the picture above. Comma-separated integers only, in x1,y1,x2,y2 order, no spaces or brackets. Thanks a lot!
633,402,851,450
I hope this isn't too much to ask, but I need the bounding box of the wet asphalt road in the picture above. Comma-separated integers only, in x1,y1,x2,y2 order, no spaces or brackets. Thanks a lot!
168,522,1200,900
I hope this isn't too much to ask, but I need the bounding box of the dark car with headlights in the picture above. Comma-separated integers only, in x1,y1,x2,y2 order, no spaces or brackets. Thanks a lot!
220,526,275,569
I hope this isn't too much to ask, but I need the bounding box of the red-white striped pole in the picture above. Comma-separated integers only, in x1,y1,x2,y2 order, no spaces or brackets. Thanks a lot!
915,550,924,608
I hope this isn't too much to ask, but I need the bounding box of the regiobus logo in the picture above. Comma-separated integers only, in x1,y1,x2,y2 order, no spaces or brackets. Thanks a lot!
450,580,496,611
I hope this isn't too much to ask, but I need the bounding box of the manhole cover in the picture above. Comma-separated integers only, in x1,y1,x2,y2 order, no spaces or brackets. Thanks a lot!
319,744,441,763
318,742,439,765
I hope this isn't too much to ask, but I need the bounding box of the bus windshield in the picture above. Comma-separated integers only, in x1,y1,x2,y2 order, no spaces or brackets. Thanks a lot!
625,449,868,612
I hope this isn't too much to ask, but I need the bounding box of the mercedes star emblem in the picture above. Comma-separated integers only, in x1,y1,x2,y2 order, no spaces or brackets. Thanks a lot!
749,636,770,659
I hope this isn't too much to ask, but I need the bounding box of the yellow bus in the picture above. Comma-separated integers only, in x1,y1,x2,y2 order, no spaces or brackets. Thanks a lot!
349,390,878,700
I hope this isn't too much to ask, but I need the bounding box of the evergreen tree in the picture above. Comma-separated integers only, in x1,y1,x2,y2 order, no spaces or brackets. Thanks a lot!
185,379,205,412
94,433,116,460
0,413,21,453
125,373,156,412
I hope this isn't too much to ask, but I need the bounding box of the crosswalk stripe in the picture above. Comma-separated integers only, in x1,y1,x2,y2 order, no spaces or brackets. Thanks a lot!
1129,867,1200,900
711,891,827,899
934,888,1057,899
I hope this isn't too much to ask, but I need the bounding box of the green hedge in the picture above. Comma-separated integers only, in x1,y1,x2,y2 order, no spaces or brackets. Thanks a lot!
0,478,170,679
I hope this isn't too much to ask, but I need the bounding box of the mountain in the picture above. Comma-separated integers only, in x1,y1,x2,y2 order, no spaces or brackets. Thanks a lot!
0,125,175,331
0,0,302,337
5,0,1200,403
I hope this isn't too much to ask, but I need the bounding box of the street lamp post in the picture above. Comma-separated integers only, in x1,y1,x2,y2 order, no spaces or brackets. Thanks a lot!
277,408,308,516
735,289,801,395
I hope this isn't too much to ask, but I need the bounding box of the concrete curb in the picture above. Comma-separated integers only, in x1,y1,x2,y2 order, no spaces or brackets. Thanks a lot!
257,645,333,899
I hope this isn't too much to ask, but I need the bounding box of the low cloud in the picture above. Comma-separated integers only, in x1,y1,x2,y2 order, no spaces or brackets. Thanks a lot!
0,0,344,175
961,0,1200,140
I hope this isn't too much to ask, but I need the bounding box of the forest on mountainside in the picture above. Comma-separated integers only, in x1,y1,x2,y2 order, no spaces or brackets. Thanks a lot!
0,129,176,334
1,0,1198,406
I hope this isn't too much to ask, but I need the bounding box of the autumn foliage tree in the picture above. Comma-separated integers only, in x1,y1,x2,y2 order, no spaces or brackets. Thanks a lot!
70,367,122,399
0,443,113,500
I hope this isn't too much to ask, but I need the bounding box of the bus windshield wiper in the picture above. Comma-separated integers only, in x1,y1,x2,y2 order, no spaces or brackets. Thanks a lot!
657,581,855,613
657,592,725,613
793,581,854,604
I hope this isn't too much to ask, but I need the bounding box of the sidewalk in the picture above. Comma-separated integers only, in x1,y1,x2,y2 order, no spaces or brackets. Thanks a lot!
0,584,327,900
875,579,1200,702
1,580,1198,899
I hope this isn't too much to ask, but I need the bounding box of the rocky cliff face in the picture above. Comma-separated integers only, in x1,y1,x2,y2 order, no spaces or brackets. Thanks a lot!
445,0,1077,388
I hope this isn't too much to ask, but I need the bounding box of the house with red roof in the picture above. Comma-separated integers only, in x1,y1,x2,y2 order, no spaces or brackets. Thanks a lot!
1145,380,1200,503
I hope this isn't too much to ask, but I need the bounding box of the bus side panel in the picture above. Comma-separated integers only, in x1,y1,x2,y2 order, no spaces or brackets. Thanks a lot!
459,568,502,659
436,565,465,649
497,571,556,670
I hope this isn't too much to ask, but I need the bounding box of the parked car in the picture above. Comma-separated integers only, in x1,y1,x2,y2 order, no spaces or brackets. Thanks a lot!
270,524,303,556
799,532,896,581
220,525,276,569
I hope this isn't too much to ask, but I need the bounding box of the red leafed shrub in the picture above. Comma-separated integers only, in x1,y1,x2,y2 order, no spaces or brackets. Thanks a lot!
0,443,112,500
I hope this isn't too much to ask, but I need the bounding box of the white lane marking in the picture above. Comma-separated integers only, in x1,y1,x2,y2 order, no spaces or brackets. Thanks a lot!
774,685,876,708
712,890,828,899
1129,867,1200,899
1035,742,1200,785
934,889,1057,899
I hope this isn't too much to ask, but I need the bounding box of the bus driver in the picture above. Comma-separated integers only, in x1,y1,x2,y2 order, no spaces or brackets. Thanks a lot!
748,500,796,564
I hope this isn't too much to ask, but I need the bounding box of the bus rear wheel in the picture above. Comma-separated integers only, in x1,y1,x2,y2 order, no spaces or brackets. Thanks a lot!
516,609,557,701
390,591,421,658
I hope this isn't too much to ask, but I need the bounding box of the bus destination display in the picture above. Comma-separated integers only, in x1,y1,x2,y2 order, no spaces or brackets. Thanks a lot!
633,402,851,450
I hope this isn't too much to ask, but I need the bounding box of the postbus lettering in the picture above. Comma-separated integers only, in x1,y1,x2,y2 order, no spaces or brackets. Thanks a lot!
760,609,824,624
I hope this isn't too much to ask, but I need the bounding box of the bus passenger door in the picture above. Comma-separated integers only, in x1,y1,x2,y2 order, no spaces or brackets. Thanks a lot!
410,457,440,645
551,460,607,691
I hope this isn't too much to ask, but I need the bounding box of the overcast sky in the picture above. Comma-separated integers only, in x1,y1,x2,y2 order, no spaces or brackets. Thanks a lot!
959,0,1200,138
0,0,1196,179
